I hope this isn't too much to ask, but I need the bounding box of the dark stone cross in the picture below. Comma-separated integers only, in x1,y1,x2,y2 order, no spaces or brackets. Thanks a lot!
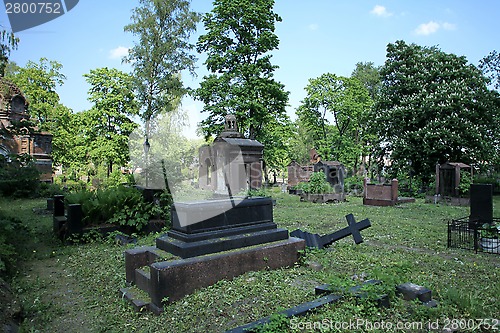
290,214,371,249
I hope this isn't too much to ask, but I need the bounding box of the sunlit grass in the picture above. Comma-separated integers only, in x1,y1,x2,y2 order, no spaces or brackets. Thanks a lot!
1,192,498,332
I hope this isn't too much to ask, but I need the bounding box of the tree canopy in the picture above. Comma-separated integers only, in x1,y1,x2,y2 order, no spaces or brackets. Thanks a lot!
6,58,66,130
83,67,140,175
124,0,200,136
195,0,289,143
0,30,18,77
374,40,500,181
296,73,373,172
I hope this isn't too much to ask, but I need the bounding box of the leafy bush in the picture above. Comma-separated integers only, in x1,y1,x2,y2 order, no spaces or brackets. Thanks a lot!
474,174,500,193
38,182,65,198
65,186,171,231
458,170,472,196
296,172,333,194
344,175,364,195
246,187,271,197
0,154,40,198
0,211,30,277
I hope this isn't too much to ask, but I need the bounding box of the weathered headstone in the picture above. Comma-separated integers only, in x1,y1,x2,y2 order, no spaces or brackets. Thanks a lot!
290,214,371,249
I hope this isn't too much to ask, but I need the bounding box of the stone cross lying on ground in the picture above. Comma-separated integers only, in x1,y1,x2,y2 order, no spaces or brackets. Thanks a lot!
290,214,371,249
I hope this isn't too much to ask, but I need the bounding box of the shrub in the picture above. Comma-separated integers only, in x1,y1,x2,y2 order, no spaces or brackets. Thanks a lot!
0,211,30,277
38,182,65,198
296,172,333,194
344,175,364,195
65,186,171,231
0,154,40,198
474,174,500,193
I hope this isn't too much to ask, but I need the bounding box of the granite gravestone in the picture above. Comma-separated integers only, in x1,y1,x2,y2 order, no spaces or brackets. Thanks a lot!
469,183,493,225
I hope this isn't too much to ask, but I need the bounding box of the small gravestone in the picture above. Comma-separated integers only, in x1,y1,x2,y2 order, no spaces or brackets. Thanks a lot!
290,214,371,249
396,282,437,307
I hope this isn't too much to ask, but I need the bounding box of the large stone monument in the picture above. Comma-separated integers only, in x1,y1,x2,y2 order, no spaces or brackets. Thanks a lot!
122,115,304,313
198,114,264,193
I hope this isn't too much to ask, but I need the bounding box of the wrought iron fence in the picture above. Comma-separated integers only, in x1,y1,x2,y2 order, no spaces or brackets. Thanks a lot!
448,217,500,254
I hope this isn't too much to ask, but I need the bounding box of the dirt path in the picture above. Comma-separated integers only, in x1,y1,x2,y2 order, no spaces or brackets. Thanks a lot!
17,255,95,332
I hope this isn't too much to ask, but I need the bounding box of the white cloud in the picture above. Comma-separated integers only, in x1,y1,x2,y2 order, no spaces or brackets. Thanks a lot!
308,23,319,31
370,5,392,17
442,22,456,31
414,21,456,36
109,46,129,59
414,21,440,35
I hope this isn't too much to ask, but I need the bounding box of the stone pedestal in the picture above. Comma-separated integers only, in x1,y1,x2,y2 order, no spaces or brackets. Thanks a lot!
157,197,288,258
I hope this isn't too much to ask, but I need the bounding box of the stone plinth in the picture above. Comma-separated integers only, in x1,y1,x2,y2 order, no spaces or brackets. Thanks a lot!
157,196,289,258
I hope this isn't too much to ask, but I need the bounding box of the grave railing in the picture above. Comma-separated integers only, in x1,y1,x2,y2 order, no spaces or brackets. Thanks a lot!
447,217,500,255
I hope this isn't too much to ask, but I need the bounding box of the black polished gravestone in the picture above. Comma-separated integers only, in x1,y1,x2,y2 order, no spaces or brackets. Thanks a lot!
290,214,371,249
469,184,493,226
156,196,289,258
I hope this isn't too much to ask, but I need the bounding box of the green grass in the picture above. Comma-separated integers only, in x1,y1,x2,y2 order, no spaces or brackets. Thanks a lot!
1,192,499,333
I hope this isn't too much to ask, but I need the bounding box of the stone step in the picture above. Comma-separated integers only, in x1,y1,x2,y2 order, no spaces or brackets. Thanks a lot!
119,286,150,312
134,268,151,294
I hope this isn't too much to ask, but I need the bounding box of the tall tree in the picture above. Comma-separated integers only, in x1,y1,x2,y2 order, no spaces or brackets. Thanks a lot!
351,62,381,101
297,73,372,172
375,40,500,182
195,0,289,142
0,30,18,77
479,50,500,90
124,0,200,137
83,67,140,175
6,58,66,131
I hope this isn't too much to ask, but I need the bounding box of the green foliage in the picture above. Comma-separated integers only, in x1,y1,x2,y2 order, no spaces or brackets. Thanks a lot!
6,58,66,130
251,313,289,333
37,182,65,198
296,172,333,194
195,0,289,143
296,73,373,172
480,222,500,239
458,170,472,196
474,173,500,193
344,175,364,195
374,40,500,181
246,187,271,198
0,154,40,198
83,67,140,176
351,61,381,100
0,210,30,277
124,0,200,126
0,29,19,77
479,50,500,90
65,186,170,231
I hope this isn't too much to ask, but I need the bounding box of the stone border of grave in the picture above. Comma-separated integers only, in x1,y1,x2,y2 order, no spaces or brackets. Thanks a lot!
121,196,306,313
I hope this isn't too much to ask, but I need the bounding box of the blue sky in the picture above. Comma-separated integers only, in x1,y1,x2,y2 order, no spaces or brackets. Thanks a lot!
2,1,499,138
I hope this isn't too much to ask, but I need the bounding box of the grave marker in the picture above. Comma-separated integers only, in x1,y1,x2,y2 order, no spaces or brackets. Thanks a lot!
290,214,371,249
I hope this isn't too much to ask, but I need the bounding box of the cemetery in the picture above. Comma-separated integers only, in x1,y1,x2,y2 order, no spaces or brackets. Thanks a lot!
1,0,500,332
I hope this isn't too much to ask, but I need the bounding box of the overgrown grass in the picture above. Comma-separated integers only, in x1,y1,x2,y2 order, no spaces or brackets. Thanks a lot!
0,192,498,332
